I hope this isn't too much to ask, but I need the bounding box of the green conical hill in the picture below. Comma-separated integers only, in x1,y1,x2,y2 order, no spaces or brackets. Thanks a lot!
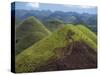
16,16,51,55
15,24,97,72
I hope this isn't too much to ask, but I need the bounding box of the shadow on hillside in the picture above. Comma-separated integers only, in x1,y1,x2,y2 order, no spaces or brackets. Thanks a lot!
34,41,97,72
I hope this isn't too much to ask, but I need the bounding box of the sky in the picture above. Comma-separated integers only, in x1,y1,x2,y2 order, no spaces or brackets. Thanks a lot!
13,2,97,14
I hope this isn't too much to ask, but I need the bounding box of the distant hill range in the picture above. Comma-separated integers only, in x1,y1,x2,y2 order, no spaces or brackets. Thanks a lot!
12,9,97,32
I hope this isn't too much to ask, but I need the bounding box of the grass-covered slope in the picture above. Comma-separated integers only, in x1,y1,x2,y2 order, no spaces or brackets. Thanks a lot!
15,24,97,72
16,16,51,55
16,16,51,41
76,25,97,43
16,32,46,55
64,24,97,50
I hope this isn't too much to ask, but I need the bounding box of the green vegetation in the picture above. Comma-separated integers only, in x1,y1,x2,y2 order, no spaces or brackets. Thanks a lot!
76,25,97,43
15,24,97,72
16,32,46,55
44,19,64,31
16,16,51,41
16,16,51,55
64,24,97,50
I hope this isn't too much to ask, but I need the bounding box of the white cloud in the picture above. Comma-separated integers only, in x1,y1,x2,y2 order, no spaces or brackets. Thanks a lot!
79,5,95,9
26,2,39,8
62,4,96,9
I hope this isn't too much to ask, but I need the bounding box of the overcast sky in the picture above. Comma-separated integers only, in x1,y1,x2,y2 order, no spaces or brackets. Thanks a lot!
13,2,97,14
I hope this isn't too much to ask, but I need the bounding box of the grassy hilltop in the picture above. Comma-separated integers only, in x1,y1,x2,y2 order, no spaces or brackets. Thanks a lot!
15,24,97,72
16,16,51,55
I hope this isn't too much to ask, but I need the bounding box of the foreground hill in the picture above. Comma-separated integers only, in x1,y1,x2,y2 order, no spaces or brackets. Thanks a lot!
15,24,97,72
16,16,51,55
76,25,96,43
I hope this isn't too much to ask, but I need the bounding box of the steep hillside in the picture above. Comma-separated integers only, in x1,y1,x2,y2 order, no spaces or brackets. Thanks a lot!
35,41,97,71
15,24,97,72
76,25,96,43
16,16,51,55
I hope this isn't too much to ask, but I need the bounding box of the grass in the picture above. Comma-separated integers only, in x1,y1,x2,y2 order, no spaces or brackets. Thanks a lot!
16,16,51,54
16,16,51,41
16,32,46,55
15,24,97,72
64,24,97,50
76,25,97,43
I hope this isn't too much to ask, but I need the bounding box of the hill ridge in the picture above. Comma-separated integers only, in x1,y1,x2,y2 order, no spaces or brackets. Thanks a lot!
16,16,51,55
15,24,97,72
